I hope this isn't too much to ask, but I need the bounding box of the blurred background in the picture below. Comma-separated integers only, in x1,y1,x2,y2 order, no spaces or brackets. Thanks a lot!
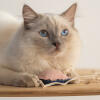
0,0,100,69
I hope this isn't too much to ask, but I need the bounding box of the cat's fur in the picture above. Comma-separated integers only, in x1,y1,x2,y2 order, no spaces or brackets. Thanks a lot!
0,4,81,87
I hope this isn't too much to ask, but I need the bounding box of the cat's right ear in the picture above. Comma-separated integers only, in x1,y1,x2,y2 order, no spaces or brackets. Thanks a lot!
61,3,77,26
23,5,38,27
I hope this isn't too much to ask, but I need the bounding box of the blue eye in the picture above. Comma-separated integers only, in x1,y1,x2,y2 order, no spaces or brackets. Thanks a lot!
61,29,69,36
40,30,48,37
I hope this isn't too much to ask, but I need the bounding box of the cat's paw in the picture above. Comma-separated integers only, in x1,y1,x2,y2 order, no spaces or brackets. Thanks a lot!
13,73,44,87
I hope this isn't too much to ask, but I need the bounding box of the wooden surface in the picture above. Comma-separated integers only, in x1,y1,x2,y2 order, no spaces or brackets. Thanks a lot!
0,69,100,97
1,83,100,97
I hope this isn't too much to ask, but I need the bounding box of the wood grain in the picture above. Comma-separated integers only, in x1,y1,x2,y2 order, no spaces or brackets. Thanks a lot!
0,69,100,97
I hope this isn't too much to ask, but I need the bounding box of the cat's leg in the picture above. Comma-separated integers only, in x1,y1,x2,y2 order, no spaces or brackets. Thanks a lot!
0,67,44,87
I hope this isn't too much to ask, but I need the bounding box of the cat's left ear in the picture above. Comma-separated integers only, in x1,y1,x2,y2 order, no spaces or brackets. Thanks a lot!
61,3,77,26
23,5,38,26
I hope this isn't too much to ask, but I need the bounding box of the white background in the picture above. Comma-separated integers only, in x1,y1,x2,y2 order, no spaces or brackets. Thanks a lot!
0,96,100,100
0,0,100,99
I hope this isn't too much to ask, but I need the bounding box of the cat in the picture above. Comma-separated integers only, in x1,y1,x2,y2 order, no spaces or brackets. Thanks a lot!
0,3,81,87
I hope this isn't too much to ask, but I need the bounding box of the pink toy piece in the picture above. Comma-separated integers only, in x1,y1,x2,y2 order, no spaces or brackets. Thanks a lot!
38,68,68,80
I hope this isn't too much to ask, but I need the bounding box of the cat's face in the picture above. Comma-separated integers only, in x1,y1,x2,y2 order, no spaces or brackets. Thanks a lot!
22,4,78,56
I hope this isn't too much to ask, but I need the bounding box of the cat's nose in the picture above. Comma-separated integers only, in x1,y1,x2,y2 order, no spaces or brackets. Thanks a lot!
52,42,57,47
52,42,60,49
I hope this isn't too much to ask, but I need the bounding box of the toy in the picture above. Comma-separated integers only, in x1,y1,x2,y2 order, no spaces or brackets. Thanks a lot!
38,68,72,87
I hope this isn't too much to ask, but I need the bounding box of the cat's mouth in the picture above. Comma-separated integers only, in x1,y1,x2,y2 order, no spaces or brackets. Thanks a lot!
48,47,61,55
55,47,60,52
55,46,60,51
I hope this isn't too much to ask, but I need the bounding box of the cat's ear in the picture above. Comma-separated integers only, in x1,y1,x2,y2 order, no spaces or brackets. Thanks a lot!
61,3,77,26
23,4,38,26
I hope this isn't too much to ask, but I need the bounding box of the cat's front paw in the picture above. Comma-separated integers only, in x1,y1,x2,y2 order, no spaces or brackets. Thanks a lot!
13,73,44,87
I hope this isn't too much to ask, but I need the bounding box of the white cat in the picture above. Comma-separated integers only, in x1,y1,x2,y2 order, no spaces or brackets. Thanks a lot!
0,4,81,87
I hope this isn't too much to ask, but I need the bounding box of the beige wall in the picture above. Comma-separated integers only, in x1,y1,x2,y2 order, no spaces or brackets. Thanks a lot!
0,0,100,69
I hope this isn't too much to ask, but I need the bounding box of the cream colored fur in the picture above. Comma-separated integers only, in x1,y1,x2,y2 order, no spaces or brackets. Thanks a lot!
0,4,81,87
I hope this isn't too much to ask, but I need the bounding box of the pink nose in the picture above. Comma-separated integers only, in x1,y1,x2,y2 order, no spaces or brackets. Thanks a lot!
52,42,60,49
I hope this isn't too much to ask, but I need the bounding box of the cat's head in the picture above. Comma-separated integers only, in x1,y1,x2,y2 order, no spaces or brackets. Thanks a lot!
22,4,79,56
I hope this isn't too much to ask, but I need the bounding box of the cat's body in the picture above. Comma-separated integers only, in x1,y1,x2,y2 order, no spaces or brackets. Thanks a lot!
0,4,81,87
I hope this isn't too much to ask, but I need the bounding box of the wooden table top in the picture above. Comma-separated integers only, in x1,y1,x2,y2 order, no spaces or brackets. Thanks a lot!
0,83,100,97
0,69,100,97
